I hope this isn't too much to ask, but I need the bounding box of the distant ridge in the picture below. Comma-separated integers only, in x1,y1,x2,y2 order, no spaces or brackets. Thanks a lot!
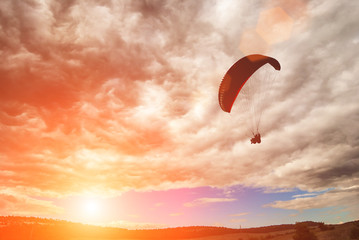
1,216,358,240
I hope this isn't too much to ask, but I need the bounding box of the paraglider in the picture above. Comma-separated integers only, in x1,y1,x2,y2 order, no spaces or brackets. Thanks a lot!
250,133,261,144
218,54,281,144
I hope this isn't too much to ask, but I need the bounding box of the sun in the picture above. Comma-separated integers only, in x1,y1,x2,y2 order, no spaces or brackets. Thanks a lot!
83,199,101,217
64,196,111,224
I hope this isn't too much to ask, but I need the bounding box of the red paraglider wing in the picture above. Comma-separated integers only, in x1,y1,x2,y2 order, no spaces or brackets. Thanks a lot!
218,54,281,113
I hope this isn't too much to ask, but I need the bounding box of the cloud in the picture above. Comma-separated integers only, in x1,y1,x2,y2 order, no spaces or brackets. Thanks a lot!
0,191,63,216
265,187,359,218
229,212,249,224
229,212,249,217
184,197,237,207
292,193,319,198
0,0,358,220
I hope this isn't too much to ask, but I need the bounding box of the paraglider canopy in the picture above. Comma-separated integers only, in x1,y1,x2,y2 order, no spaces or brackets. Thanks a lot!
218,54,281,113
218,54,281,144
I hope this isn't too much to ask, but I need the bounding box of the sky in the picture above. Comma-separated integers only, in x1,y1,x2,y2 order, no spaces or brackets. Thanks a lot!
0,0,359,229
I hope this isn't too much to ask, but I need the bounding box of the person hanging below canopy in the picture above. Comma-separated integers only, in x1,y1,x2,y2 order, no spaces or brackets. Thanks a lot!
250,133,261,144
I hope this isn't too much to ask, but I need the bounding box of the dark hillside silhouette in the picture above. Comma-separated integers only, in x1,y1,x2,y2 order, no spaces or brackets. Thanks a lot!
0,216,357,240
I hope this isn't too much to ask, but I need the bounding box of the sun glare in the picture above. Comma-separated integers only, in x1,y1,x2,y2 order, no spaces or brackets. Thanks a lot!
64,196,114,225
83,199,100,217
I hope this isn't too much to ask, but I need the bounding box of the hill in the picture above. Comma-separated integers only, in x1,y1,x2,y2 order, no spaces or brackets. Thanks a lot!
0,216,358,240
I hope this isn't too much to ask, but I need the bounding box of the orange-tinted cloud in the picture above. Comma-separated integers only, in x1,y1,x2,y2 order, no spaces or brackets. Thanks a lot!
184,198,237,207
256,7,294,45
0,191,63,216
